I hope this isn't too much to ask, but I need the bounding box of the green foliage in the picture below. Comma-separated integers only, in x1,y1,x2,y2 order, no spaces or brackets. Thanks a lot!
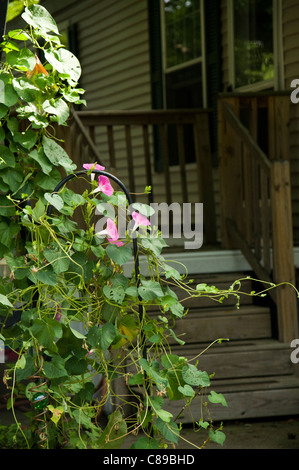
6,1,40,23
1,3,292,451
0,424,30,448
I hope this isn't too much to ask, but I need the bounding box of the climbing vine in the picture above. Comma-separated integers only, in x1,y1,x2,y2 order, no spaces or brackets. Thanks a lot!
0,3,296,450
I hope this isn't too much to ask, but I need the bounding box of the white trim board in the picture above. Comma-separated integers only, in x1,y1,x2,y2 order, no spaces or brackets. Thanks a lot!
123,247,299,277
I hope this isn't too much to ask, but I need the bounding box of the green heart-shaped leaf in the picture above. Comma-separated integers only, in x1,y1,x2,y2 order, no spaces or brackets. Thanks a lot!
178,384,194,397
45,192,64,211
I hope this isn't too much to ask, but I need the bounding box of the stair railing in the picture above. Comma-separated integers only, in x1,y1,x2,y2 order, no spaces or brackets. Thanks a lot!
218,95,298,342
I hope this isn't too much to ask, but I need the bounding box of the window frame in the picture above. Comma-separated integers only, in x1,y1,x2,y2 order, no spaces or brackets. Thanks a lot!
160,0,207,108
227,0,284,92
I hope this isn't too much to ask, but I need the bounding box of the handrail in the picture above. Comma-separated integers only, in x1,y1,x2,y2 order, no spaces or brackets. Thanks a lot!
56,109,105,173
221,101,271,173
76,108,212,125
71,110,103,164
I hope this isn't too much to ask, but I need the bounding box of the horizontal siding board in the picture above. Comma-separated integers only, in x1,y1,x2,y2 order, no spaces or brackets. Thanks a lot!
83,66,150,94
79,19,149,63
77,0,145,33
81,45,149,82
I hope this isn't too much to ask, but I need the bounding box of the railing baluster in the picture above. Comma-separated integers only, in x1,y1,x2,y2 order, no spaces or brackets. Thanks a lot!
124,124,135,198
142,124,153,204
106,125,116,171
88,125,95,144
193,113,217,243
160,123,171,205
243,145,253,246
261,169,271,273
253,160,262,262
177,124,188,203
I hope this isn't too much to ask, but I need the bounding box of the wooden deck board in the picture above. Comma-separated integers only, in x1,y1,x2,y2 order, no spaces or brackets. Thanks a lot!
123,272,299,421
170,340,295,380
169,305,272,343
165,376,299,422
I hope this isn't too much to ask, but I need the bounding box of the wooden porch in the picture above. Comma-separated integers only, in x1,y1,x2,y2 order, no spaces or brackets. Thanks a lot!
60,97,299,421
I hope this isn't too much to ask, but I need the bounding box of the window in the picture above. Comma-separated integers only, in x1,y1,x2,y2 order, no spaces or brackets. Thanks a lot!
148,0,210,168
163,0,202,69
234,0,273,88
228,0,282,91
162,0,206,109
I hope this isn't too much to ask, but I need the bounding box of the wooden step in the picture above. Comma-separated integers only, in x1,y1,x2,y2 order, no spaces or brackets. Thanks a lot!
124,339,299,422
169,304,272,344
171,340,294,380
166,375,299,422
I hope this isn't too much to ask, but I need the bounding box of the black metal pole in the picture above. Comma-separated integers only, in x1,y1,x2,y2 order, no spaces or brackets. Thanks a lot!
0,0,8,61
47,169,146,357
46,169,141,289
0,0,8,38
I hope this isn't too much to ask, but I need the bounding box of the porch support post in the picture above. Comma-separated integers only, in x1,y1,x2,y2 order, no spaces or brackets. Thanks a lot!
271,160,298,342
218,97,242,248
268,95,290,161
194,112,217,244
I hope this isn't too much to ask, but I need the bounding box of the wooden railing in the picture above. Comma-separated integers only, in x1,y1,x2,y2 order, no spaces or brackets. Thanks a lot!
56,109,103,168
64,109,217,244
218,94,298,342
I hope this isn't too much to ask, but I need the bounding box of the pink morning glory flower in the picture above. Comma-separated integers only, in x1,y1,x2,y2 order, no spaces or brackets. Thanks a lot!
83,163,105,171
96,218,119,241
92,175,114,196
83,163,105,181
131,211,151,231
